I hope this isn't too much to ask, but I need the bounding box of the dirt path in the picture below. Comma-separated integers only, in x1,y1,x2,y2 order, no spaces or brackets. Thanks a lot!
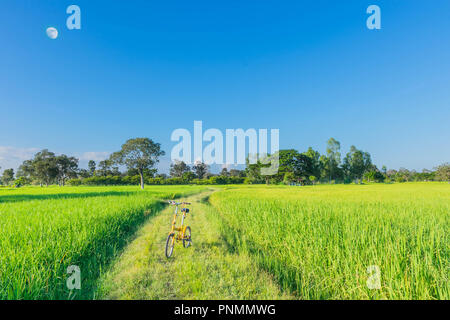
97,190,292,299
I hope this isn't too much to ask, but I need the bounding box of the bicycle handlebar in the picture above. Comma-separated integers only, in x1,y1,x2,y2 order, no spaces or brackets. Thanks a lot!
167,201,191,206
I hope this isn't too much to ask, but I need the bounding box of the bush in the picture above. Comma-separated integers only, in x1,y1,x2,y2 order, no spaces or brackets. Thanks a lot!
67,178,82,186
13,177,31,187
66,174,246,186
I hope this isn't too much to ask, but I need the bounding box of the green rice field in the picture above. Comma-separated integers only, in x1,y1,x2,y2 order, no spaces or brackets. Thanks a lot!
210,183,450,299
0,183,448,300
0,185,206,299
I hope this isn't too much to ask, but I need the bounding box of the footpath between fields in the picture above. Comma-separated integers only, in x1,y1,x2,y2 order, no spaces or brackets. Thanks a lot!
97,190,292,299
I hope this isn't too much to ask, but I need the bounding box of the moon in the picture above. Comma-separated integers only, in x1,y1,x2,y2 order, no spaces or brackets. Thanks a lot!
46,27,58,39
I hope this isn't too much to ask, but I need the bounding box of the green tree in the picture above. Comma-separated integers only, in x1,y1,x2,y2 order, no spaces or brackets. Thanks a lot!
303,147,322,179
283,171,296,185
170,160,190,178
229,169,245,177
363,169,384,183
110,138,165,189
31,149,59,186
126,167,156,178
435,163,450,182
261,149,313,184
182,171,196,183
17,160,34,181
326,138,341,182
245,158,265,184
78,169,91,178
13,176,30,187
220,167,230,177
55,155,79,186
2,168,15,185
193,161,208,179
343,146,365,183
88,160,96,176
97,160,112,177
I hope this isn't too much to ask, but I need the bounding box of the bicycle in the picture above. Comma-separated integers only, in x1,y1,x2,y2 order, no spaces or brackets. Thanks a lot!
165,200,192,258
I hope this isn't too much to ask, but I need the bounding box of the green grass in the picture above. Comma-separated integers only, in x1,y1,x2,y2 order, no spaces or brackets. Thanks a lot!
0,185,206,299
98,191,292,299
209,183,450,299
1,183,448,300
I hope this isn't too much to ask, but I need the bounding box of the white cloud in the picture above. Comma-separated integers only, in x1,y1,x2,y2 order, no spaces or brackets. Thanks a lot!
78,151,110,161
0,146,39,173
0,147,175,174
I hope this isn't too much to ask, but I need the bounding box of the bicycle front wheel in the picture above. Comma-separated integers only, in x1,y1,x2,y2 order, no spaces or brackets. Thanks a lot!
165,233,175,258
183,226,192,248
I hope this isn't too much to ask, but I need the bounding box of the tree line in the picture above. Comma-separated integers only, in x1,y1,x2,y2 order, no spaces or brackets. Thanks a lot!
1,137,449,188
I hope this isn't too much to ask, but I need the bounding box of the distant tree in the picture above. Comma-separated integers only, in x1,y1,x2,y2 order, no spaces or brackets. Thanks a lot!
419,169,434,181
326,138,341,182
363,151,372,172
126,167,156,178
55,155,79,186
435,163,450,182
17,160,34,181
2,168,15,186
193,161,208,179
13,176,30,187
382,165,387,176
220,167,230,177
397,168,412,182
78,169,91,179
229,169,245,177
182,171,196,182
309,175,317,185
303,147,322,179
283,172,296,185
386,169,397,179
270,149,313,183
364,168,384,183
343,146,365,183
31,149,59,186
156,173,168,179
110,138,165,189
170,160,190,178
319,155,329,181
97,160,112,177
245,157,265,184
111,166,121,176
88,160,96,176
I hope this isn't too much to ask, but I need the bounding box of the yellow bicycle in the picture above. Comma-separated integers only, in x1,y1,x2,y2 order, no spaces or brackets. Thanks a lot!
165,201,192,258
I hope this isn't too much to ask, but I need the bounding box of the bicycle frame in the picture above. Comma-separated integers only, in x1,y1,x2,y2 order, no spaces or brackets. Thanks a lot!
165,201,192,258
169,203,188,240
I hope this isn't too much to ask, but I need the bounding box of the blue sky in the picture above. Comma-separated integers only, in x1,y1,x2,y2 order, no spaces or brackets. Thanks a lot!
1,0,449,173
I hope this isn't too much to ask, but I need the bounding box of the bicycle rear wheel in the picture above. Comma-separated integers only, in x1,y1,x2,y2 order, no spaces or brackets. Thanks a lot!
165,233,175,258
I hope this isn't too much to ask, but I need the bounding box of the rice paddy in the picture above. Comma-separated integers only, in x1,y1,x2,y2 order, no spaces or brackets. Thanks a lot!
1,183,448,300
0,185,206,299
209,183,450,299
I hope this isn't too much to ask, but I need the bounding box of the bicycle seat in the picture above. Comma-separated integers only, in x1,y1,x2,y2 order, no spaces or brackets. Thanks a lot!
181,208,189,213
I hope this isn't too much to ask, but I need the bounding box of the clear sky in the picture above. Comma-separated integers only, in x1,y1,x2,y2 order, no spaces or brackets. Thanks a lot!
1,0,449,173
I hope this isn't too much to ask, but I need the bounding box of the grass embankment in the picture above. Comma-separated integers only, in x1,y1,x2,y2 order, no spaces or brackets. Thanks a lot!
98,191,291,299
0,185,206,299
209,183,450,299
